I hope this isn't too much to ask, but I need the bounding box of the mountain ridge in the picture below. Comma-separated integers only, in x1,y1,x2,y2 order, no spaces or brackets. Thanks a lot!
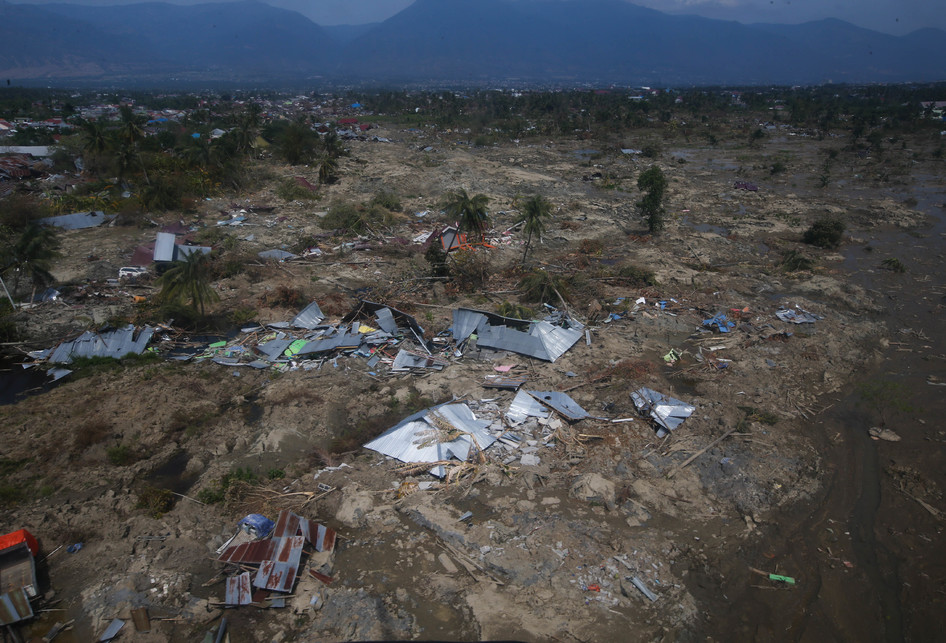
1,0,943,85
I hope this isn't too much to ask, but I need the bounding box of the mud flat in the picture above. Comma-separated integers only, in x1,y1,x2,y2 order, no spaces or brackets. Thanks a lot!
1,120,942,641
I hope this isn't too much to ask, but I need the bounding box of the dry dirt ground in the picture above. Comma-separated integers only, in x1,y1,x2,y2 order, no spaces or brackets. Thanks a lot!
0,119,938,642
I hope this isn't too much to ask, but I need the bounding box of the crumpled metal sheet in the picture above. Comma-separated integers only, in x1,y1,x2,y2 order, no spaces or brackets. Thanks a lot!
290,302,325,329
48,325,154,364
391,349,448,371
631,387,695,437
506,389,550,425
364,403,495,477
775,307,821,324
452,309,488,342
526,390,589,421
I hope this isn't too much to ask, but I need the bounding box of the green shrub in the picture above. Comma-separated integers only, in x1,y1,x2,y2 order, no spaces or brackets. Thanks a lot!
616,264,657,287
276,178,319,202
137,486,175,518
370,190,402,212
519,269,570,304
880,258,906,273
781,250,814,272
107,444,138,466
802,217,845,249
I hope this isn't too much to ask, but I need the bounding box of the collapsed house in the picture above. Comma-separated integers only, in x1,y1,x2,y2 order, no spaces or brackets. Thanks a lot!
216,509,336,607
451,307,584,362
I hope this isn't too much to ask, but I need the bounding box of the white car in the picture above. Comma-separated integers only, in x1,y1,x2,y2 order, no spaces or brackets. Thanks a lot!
118,266,148,280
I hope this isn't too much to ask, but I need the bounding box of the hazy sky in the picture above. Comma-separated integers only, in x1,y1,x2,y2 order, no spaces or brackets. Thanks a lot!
10,0,944,33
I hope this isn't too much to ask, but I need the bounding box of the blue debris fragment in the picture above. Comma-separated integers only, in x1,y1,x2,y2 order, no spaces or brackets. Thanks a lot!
703,313,736,333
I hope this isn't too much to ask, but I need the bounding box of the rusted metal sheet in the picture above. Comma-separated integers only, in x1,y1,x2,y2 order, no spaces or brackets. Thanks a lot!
217,539,277,564
225,572,252,606
253,536,304,592
273,510,336,552
298,519,336,552
0,588,33,625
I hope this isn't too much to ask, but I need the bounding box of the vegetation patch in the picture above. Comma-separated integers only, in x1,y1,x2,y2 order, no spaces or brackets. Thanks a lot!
802,217,845,249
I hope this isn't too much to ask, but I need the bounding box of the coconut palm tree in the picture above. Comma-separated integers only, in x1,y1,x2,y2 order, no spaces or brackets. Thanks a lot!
155,251,218,316
517,194,552,265
1,223,61,297
444,189,490,242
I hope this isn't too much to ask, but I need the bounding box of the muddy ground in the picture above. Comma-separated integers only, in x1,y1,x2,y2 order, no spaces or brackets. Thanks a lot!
1,117,943,642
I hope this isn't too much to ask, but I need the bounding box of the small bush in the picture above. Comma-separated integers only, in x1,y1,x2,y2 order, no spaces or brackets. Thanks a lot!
880,257,906,273
449,248,493,292
781,250,814,272
519,269,570,304
370,190,402,212
107,444,138,466
496,301,534,320
258,285,306,309
802,217,845,249
424,243,449,278
267,468,286,480
75,420,111,449
137,486,175,518
276,178,319,201
616,264,657,287
196,466,260,504
578,239,604,256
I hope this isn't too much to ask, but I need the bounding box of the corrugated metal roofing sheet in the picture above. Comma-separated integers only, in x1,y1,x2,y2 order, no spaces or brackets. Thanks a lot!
48,325,154,364
217,538,277,564
297,331,362,356
527,390,589,421
258,249,298,261
364,403,495,476
452,309,487,342
256,338,293,362
153,232,176,262
630,387,695,437
391,349,448,371
374,307,398,334
0,588,32,626
506,389,550,424
37,211,112,230
174,244,212,260
225,572,252,606
530,322,583,362
253,536,304,592
291,302,325,329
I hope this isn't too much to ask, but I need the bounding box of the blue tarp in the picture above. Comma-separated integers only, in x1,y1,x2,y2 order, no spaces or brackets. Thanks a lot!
703,313,736,333
238,514,275,538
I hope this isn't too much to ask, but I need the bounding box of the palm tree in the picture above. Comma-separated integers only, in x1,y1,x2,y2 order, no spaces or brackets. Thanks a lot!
1,223,61,297
80,119,110,177
318,154,338,185
118,105,150,185
517,194,552,265
155,251,218,316
444,189,490,242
